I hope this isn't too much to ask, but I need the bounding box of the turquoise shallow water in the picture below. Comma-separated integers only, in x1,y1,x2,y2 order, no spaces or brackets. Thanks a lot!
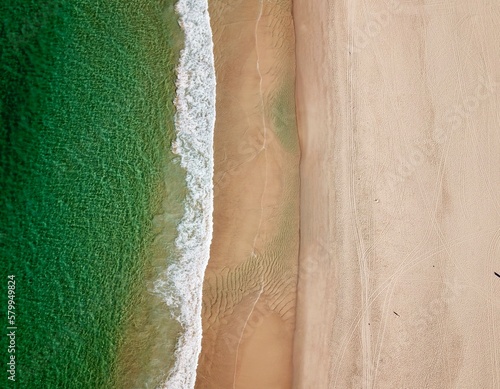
0,0,183,387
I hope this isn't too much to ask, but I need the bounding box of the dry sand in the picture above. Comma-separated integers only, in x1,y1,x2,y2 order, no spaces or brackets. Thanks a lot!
293,0,500,388
196,0,299,388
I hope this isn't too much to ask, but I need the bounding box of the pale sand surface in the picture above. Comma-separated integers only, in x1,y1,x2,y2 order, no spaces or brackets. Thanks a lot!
196,0,299,388
294,0,500,388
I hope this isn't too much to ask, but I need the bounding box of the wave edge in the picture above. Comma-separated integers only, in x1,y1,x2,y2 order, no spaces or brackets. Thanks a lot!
153,0,216,387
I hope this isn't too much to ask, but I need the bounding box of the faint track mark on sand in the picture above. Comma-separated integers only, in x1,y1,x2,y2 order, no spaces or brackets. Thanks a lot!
232,285,264,389
250,0,271,260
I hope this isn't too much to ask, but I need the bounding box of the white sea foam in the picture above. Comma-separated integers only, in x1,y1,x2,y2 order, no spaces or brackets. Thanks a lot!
153,0,216,387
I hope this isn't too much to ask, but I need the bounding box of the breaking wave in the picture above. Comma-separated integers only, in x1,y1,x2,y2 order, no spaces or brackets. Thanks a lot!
153,0,216,387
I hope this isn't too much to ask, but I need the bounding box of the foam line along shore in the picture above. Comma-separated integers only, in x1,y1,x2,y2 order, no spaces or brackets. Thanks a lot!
154,0,216,387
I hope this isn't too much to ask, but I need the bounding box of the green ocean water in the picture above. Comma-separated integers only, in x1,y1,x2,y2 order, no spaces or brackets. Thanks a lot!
1,0,184,387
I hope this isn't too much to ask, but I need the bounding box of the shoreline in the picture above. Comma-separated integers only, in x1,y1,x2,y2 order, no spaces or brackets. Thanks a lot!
196,0,299,387
157,0,216,387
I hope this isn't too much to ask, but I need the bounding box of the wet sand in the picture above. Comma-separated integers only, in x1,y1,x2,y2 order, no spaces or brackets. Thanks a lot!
195,0,299,388
293,0,500,388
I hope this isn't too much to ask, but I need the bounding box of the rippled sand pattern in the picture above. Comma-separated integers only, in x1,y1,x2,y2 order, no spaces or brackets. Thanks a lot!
196,0,298,388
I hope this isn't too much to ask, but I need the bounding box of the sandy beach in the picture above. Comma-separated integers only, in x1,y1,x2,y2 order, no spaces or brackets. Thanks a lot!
293,0,500,388
197,0,500,387
195,0,299,388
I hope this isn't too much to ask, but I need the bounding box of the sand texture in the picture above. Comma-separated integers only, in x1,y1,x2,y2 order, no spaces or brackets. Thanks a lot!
293,0,500,388
198,0,500,387
196,0,299,388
